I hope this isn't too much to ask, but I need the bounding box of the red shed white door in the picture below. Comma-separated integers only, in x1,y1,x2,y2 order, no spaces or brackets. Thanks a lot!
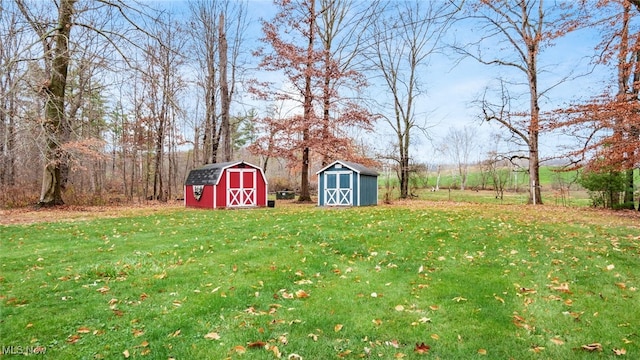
226,168,257,207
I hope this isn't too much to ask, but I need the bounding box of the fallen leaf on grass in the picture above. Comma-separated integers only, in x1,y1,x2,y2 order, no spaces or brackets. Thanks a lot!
248,341,267,348
581,343,603,352
414,342,430,354
265,344,281,357
530,345,545,353
613,348,627,355
477,348,487,355
67,334,81,344
204,332,220,340
77,326,91,334
452,296,467,302
169,329,181,337
96,286,110,294
550,283,572,294
232,345,246,354
123,349,130,358
334,324,343,332
550,337,565,345
494,294,505,303
386,340,400,348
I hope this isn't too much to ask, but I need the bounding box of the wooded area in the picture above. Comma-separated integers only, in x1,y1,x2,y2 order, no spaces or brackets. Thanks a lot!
0,0,638,209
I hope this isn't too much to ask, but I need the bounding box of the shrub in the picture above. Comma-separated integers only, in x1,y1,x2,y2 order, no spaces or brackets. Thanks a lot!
578,169,625,208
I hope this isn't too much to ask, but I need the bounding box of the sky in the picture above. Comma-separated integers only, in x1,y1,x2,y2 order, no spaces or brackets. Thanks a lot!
152,0,615,166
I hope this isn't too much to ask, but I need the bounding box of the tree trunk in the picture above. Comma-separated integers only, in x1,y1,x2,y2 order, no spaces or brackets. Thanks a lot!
298,0,315,203
219,12,232,162
38,0,76,207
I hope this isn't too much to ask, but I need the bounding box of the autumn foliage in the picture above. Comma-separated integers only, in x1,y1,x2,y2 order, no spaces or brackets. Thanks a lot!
249,0,374,199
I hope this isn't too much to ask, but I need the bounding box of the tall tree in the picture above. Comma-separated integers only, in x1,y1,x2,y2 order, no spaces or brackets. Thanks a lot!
252,0,374,201
13,0,159,206
316,0,374,166
550,0,639,209
440,126,476,190
0,4,21,188
365,0,457,199
188,0,247,164
460,0,584,205
251,0,330,202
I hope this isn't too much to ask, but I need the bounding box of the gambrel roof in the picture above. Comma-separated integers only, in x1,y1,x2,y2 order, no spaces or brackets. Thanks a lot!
185,161,264,186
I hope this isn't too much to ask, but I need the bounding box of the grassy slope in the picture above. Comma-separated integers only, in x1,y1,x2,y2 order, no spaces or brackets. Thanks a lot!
1,203,638,359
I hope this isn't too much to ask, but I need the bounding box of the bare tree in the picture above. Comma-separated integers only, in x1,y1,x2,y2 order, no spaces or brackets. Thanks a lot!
364,0,458,199
439,126,476,190
188,0,247,164
0,4,21,188
458,0,584,205
13,0,160,206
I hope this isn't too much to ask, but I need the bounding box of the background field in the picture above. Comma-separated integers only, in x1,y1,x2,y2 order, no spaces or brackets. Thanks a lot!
1,201,638,359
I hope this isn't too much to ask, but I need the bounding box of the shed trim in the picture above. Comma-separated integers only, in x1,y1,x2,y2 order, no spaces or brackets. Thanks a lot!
316,160,378,177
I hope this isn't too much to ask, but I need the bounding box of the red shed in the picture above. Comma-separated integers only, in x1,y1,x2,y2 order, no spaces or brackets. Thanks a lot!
184,161,268,209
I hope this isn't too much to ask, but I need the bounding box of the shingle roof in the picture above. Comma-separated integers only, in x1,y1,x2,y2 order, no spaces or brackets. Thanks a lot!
316,160,378,176
184,161,241,185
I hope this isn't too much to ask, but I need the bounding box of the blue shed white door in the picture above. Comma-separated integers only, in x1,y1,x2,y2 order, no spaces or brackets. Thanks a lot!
324,171,353,206
226,169,257,207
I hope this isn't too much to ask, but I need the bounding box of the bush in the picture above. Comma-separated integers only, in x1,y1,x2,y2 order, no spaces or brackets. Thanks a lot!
578,170,625,208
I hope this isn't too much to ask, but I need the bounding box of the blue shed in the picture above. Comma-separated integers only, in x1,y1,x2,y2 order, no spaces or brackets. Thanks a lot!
316,160,379,206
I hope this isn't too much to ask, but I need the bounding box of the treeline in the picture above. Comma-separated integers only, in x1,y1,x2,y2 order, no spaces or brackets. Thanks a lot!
0,0,638,209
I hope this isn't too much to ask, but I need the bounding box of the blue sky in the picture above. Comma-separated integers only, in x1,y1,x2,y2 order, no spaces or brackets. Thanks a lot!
153,0,615,165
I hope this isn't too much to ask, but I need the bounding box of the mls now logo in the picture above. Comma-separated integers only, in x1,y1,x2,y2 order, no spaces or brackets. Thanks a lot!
2,345,46,355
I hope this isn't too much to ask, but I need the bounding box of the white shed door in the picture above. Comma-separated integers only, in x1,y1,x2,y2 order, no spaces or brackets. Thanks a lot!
227,169,257,207
324,171,352,206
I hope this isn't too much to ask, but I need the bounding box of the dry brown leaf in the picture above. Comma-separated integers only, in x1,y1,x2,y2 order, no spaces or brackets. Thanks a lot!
551,283,572,294
77,326,91,334
248,341,267,348
530,345,545,353
414,342,430,354
169,329,181,337
550,337,565,345
478,348,487,355
334,324,343,332
581,343,603,352
613,348,627,355
204,332,220,340
96,286,110,294
67,334,81,344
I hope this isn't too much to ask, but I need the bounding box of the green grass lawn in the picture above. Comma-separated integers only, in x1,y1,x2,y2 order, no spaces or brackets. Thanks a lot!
1,203,638,359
